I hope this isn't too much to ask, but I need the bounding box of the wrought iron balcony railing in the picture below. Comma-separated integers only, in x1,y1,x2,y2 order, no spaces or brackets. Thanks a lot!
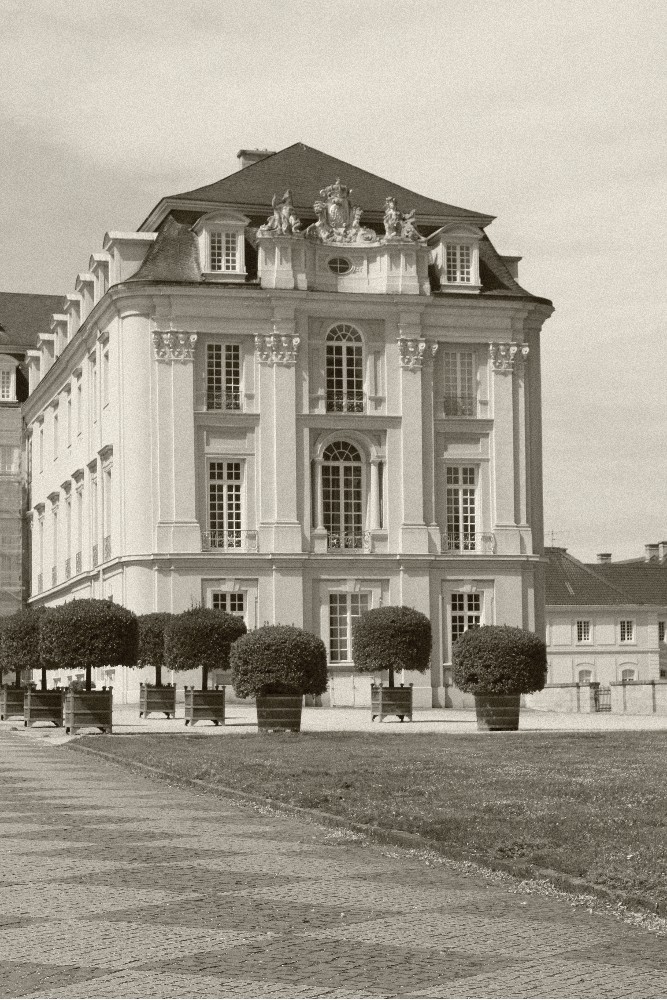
92,544,98,567
326,530,371,552
65,557,71,580
202,529,258,552
442,532,496,554
206,390,241,412
103,535,112,561
75,551,82,574
443,394,477,418
325,390,365,414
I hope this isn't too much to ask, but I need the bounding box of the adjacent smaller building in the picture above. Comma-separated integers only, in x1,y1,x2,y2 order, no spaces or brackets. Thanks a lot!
530,545,667,714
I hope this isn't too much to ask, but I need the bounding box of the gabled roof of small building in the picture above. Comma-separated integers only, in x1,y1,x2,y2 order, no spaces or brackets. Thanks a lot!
545,547,637,606
545,547,667,607
141,142,495,230
0,292,63,350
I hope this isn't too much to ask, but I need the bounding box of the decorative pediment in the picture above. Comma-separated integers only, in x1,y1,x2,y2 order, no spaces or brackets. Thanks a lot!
192,209,250,234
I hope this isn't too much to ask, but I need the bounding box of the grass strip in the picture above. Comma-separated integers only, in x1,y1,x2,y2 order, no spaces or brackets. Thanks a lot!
71,730,667,914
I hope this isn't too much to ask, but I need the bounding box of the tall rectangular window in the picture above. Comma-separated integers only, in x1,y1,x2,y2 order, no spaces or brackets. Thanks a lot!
75,487,83,573
67,394,72,446
90,355,98,422
103,466,112,559
38,516,44,585
0,445,18,474
445,244,472,283
620,620,634,643
210,231,237,272
443,351,476,417
446,466,476,550
90,473,98,566
451,592,482,648
53,410,59,459
76,376,83,435
329,592,370,663
576,620,591,642
39,426,43,472
52,506,58,582
207,344,241,410
659,621,666,643
65,495,72,561
102,347,110,407
0,370,12,400
208,460,242,548
212,592,245,617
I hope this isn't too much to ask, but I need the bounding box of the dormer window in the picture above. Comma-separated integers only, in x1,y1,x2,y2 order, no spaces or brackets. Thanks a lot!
0,356,18,403
429,224,482,293
194,210,250,282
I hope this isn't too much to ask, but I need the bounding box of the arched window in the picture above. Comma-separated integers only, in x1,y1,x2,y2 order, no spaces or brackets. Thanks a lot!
578,668,593,685
322,441,363,549
326,325,364,413
621,667,636,682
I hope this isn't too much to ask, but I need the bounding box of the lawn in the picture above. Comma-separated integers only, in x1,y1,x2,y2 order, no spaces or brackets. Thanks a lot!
75,731,667,912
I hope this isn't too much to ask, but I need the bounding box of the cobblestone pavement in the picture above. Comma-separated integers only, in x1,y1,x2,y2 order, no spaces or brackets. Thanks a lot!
1,731,667,999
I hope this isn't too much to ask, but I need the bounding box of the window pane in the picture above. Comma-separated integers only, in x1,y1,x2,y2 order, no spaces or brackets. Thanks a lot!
208,461,242,548
326,325,363,412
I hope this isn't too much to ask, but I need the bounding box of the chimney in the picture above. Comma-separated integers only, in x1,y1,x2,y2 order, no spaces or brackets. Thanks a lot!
236,148,275,170
645,543,660,562
659,541,667,563
597,553,612,563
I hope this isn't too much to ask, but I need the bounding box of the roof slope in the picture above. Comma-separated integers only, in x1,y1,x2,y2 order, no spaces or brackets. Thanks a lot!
147,143,493,225
544,548,635,606
0,292,62,349
590,564,667,605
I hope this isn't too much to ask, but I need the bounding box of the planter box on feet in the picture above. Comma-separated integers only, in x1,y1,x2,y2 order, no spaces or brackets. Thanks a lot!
371,683,413,722
256,694,303,732
0,686,28,721
139,683,176,719
64,687,113,735
474,693,520,731
24,688,64,728
184,686,225,726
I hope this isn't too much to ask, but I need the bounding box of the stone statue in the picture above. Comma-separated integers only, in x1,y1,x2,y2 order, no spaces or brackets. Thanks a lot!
258,190,302,236
400,208,424,242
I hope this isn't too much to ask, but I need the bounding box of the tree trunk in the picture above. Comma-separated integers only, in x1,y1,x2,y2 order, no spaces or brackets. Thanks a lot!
86,666,92,692
202,664,208,692
155,663,162,688
41,666,47,691
388,665,395,689
15,669,21,688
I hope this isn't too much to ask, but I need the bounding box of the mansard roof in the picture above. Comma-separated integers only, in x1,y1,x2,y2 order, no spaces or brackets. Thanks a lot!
545,547,667,607
0,292,63,350
141,142,495,230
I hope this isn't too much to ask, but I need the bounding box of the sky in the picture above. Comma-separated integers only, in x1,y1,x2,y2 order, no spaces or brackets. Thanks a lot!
1,0,665,562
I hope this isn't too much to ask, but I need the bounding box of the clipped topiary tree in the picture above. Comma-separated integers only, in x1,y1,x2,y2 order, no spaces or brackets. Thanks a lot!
39,599,139,692
1,609,44,688
352,605,432,722
165,607,247,726
137,612,172,687
452,624,547,731
231,625,328,732
136,612,175,719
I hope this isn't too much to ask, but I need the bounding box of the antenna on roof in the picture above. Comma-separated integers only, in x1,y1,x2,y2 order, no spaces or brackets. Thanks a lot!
546,529,564,546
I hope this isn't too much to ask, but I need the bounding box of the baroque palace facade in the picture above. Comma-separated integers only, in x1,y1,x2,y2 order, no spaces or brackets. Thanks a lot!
24,144,553,707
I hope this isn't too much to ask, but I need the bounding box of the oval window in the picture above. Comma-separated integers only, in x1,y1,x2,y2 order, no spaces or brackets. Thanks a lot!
328,257,352,275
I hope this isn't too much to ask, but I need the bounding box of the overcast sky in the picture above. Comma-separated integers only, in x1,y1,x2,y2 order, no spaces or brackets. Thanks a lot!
2,0,665,562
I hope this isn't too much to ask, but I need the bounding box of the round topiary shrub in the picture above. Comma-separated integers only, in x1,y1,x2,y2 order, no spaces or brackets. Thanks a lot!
165,607,247,690
39,599,139,691
231,625,328,698
136,612,173,687
1,608,45,688
352,605,432,687
452,625,547,695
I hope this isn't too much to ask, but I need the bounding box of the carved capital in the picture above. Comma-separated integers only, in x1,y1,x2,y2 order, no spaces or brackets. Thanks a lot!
397,337,438,369
254,334,300,366
152,331,197,363
489,342,529,373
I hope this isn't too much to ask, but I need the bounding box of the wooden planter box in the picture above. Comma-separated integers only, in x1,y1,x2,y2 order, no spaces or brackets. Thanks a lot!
139,684,176,719
256,695,303,732
64,687,113,735
0,685,29,721
24,688,64,728
371,683,413,722
184,686,225,726
474,693,521,731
